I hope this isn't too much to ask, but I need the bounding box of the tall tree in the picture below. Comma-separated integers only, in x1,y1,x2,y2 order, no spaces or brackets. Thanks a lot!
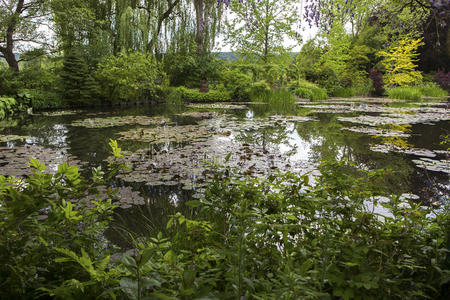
0,0,48,71
225,0,299,62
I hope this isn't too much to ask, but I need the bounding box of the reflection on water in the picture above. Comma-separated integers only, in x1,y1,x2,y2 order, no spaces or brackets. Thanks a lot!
0,101,448,243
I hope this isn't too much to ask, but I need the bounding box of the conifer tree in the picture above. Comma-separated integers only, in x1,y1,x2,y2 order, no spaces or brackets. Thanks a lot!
61,50,98,106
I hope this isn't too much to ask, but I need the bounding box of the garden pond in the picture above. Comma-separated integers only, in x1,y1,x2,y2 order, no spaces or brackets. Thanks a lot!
0,98,449,243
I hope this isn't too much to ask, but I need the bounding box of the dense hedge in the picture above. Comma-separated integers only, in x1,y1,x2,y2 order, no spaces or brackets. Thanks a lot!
177,87,232,102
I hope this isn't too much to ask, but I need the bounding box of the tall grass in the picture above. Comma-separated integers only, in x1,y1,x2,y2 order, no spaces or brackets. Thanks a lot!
387,87,422,100
387,84,448,101
419,83,448,97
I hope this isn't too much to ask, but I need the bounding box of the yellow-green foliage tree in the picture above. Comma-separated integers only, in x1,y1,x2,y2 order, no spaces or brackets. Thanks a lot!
378,38,424,87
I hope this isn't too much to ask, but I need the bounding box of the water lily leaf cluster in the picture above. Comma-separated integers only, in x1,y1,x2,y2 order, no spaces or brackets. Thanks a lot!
0,134,31,143
72,116,171,128
0,145,79,177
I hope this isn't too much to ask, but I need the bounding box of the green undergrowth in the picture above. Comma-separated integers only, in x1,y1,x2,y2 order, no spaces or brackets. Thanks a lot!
387,84,448,100
176,87,232,102
387,87,422,100
0,141,449,299
0,93,30,119
419,83,448,97
292,79,328,101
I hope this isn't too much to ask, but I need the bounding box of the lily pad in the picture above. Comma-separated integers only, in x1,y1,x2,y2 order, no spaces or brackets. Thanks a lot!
338,112,449,126
370,144,437,158
0,134,31,142
412,158,450,174
0,144,79,177
76,186,145,208
72,116,170,128
341,127,410,137
118,124,214,144
177,111,221,119
37,110,84,117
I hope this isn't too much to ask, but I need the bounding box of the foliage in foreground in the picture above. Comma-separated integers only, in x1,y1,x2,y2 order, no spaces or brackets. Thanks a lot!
1,142,449,299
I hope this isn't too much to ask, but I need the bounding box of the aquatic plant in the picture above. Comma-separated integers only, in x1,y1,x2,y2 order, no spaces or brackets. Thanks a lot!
387,87,422,100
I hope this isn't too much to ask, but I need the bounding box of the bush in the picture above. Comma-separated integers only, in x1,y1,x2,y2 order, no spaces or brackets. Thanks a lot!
1,140,449,298
331,87,356,98
0,94,31,119
294,87,313,99
0,68,23,95
291,79,328,101
419,83,448,97
387,87,422,100
223,69,253,100
20,89,63,110
0,140,124,298
310,87,329,100
434,70,450,91
294,86,328,101
0,97,18,119
96,52,161,104
248,80,271,96
369,69,385,96
178,87,231,102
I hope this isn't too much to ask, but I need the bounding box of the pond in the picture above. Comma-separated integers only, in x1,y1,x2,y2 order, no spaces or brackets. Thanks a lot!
1,98,449,244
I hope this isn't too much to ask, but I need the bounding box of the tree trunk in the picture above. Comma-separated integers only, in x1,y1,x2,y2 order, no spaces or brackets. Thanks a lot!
263,0,269,63
194,0,209,92
3,50,19,71
147,0,181,54
194,0,205,58
0,0,25,71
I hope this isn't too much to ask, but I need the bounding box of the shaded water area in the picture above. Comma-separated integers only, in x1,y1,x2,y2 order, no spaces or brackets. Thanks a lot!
1,99,449,246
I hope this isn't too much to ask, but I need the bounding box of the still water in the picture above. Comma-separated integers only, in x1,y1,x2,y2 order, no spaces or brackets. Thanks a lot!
1,99,448,243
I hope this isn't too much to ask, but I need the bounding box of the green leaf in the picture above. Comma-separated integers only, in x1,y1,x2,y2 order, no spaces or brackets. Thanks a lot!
164,250,177,265
186,200,202,207
29,157,46,171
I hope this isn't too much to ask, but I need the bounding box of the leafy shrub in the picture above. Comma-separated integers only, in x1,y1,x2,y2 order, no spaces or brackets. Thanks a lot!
0,97,18,119
164,53,223,88
291,79,328,101
223,69,253,100
387,87,422,100
0,95,31,119
294,86,328,101
369,69,385,96
310,87,329,100
434,70,450,91
248,80,271,96
177,87,231,102
0,140,125,298
379,38,424,87
1,139,449,299
96,52,161,104
20,89,63,110
164,87,183,105
294,87,313,99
